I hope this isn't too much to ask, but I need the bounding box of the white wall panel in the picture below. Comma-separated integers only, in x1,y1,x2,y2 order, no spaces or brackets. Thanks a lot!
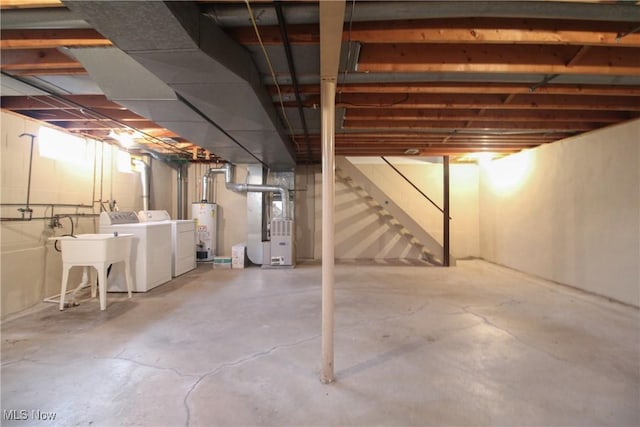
480,119,640,306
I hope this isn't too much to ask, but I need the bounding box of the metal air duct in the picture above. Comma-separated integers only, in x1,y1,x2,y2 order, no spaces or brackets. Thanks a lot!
202,163,289,219
65,1,295,169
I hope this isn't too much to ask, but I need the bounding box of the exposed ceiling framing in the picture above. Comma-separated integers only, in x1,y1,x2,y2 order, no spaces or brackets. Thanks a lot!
2,0,640,164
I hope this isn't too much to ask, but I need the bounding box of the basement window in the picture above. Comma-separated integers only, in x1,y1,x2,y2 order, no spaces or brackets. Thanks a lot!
38,126,94,169
116,150,132,173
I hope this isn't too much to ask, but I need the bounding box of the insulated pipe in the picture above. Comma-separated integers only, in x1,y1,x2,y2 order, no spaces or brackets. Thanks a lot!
202,164,290,219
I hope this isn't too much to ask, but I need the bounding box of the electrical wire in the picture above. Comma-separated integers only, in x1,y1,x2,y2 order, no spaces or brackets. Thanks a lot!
244,0,300,152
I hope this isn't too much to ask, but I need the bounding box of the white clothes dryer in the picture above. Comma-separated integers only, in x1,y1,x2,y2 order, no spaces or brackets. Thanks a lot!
99,211,172,292
138,210,196,277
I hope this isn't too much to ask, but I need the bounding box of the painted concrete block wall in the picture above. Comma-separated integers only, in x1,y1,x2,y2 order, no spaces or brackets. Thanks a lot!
479,119,640,306
1,112,175,317
295,166,316,260
148,158,176,217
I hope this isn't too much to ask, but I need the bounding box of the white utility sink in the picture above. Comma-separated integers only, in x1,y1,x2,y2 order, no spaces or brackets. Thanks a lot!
49,233,134,310
51,233,133,264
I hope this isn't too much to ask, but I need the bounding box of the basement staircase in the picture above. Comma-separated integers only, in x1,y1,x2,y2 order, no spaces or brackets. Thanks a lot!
335,157,455,266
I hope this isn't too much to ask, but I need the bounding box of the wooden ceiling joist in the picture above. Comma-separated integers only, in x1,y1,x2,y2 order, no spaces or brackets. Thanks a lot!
1,48,82,71
357,44,640,75
1,95,125,110
0,0,63,9
0,29,111,49
10,68,88,76
3,4,638,163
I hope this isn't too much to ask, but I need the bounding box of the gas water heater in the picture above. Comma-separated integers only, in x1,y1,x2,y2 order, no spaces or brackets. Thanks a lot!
192,202,217,261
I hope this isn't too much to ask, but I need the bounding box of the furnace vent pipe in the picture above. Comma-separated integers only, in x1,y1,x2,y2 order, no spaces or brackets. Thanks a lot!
201,173,212,203
202,163,289,219
133,159,150,211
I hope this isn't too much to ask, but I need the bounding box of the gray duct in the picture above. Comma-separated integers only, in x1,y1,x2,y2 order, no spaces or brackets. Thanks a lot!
203,164,289,219
64,1,295,169
132,159,150,211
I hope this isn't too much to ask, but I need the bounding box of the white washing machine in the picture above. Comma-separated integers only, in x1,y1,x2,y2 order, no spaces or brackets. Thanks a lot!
138,210,196,277
99,211,172,292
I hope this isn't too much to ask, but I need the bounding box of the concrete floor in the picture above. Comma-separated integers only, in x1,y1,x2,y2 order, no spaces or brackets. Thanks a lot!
1,260,639,427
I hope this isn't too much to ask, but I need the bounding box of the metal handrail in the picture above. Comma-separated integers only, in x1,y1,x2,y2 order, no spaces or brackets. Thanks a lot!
380,156,452,220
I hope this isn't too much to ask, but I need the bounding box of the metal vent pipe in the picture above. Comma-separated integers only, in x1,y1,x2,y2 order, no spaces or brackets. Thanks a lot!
201,173,212,203
202,164,289,219
133,159,150,211
177,163,187,219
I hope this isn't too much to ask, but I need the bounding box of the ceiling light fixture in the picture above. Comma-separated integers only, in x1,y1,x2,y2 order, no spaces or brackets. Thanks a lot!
109,129,137,148
459,152,498,164
404,148,420,155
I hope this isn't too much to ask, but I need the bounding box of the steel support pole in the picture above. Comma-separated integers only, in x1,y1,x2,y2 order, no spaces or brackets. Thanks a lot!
321,80,336,383
443,156,451,267
319,0,345,384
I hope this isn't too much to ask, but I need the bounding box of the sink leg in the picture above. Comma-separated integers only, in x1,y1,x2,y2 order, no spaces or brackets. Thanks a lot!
124,259,133,298
91,266,97,298
59,264,70,311
96,264,108,311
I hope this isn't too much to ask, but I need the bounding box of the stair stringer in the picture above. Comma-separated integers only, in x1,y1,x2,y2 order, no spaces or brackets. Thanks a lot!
336,157,456,266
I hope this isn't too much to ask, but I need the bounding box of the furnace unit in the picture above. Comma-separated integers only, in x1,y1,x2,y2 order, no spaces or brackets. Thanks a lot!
270,218,295,266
